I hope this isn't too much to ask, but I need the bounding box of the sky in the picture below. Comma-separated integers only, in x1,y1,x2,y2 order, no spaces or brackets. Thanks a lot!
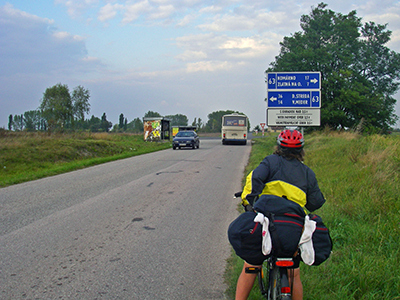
1,0,400,129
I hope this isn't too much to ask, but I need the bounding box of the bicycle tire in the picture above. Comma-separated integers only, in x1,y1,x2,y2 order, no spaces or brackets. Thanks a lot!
268,266,279,300
278,268,291,300
268,267,291,300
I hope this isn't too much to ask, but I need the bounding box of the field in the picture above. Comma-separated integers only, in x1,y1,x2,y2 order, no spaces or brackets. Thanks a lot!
0,131,171,187
225,131,400,299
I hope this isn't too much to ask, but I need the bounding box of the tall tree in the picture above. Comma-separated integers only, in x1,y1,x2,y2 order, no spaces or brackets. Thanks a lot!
100,113,112,132
40,83,73,131
72,85,90,122
8,115,12,131
12,115,24,131
191,117,204,130
127,117,143,133
24,110,41,131
165,114,188,126
196,118,203,130
266,3,400,132
144,111,162,118
39,83,91,132
119,113,125,129
87,115,101,132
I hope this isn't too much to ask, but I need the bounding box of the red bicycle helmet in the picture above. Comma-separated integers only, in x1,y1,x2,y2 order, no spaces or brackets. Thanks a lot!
277,129,304,148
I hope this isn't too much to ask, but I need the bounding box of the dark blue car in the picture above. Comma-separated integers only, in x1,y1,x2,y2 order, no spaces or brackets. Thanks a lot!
172,131,200,150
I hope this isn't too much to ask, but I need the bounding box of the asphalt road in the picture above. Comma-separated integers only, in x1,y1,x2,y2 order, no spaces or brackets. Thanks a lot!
0,138,251,299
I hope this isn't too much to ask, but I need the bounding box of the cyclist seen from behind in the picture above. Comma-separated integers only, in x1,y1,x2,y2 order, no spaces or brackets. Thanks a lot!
235,129,326,300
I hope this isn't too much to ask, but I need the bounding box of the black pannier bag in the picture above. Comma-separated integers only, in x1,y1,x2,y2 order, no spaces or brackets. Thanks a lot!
228,211,269,265
307,214,333,266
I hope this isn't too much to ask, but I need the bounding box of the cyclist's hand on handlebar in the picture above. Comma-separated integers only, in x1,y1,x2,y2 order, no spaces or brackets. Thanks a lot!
234,191,243,198
234,191,254,212
241,199,254,212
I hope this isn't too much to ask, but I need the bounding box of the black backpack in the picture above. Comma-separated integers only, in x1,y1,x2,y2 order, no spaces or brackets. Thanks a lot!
228,210,269,265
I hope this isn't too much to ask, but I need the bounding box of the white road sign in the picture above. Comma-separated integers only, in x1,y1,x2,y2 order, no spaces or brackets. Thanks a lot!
267,108,321,126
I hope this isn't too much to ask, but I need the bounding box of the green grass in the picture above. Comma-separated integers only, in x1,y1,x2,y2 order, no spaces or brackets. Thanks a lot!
225,131,400,300
0,131,171,187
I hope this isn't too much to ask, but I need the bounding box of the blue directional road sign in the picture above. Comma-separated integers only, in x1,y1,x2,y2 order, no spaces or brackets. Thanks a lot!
267,91,321,108
267,72,321,90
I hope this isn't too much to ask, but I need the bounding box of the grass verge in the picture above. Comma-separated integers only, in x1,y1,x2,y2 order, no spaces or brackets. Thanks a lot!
225,131,400,300
0,132,171,187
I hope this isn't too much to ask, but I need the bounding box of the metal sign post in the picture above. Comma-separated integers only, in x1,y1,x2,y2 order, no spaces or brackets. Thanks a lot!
260,122,266,136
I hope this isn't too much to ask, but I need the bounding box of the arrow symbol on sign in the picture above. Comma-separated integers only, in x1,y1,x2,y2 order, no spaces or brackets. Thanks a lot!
310,78,318,84
269,96,277,102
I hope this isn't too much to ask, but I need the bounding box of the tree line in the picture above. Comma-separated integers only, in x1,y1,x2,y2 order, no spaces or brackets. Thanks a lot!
7,83,115,133
6,83,245,134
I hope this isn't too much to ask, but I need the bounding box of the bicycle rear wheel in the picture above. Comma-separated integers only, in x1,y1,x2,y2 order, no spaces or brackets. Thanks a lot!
268,267,291,300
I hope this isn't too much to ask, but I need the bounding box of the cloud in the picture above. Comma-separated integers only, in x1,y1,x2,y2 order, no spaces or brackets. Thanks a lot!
186,61,233,72
55,0,99,18
148,4,175,20
199,5,223,14
175,33,279,69
122,1,152,23
176,13,198,27
120,1,185,24
197,7,296,34
177,50,208,61
219,36,273,59
52,31,85,42
98,3,124,22
1,2,54,24
0,4,103,77
98,1,178,24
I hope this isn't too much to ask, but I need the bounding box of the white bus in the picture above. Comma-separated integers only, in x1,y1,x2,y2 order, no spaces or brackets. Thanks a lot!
221,113,248,145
